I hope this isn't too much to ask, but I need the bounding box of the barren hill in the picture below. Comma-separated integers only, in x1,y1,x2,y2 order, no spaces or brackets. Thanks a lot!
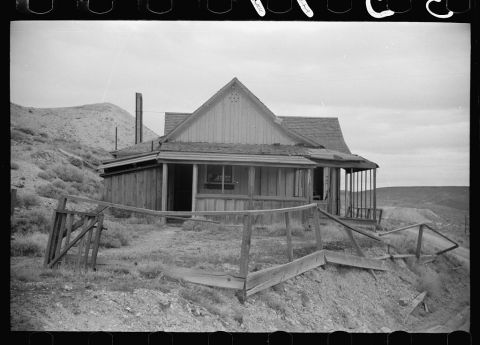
10,102,159,152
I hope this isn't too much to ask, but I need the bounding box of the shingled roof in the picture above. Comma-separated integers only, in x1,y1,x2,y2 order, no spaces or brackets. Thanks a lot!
163,113,351,154
164,112,190,135
278,116,351,154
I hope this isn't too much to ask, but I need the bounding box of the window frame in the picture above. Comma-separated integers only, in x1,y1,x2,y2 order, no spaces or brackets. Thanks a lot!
204,165,235,191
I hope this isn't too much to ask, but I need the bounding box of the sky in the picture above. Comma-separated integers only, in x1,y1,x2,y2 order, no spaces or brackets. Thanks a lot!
10,21,470,187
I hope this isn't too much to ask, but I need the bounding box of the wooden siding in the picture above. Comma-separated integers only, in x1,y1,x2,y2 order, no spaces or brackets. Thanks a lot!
103,166,162,211
197,165,306,198
172,86,296,145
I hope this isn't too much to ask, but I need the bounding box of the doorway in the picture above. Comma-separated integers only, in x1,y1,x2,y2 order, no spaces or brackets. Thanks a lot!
172,164,193,211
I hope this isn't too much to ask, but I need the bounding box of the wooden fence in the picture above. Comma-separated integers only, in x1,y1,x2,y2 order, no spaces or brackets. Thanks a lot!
43,195,459,301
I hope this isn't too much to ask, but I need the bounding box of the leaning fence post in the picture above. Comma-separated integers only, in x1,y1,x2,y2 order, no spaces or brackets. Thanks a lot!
313,207,323,250
285,212,294,262
44,196,67,267
416,224,424,262
238,214,254,302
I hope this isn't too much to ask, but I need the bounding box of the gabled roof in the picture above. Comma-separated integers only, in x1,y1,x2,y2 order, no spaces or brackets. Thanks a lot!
164,113,351,154
162,77,318,146
278,117,351,154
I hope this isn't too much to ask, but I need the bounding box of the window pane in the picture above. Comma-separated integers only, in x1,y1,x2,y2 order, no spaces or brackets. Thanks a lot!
224,166,233,183
207,165,223,183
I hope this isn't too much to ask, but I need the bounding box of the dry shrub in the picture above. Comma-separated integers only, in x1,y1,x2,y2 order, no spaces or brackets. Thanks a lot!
52,164,84,183
16,193,40,209
36,182,66,199
257,222,305,237
409,264,443,298
37,170,56,181
99,221,130,248
15,126,37,136
12,209,51,234
11,129,30,142
11,232,48,257
137,263,166,279
109,208,132,219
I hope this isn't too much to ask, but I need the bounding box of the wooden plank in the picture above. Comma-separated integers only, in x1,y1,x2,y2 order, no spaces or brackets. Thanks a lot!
44,211,59,267
377,223,425,236
163,267,244,290
277,168,285,197
239,214,254,278
65,213,74,248
53,213,67,268
267,167,277,196
313,208,323,250
324,250,387,271
285,168,294,197
161,163,168,222
248,166,255,210
90,214,104,270
260,167,268,196
316,207,384,242
285,212,293,262
48,216,98,268
45,197,67,266
192,164,198,212
246,250,326,296
404,291,427,322
65,195,317,216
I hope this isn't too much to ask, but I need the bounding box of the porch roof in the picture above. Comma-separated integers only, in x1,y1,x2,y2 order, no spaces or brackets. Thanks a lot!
155,151,317,167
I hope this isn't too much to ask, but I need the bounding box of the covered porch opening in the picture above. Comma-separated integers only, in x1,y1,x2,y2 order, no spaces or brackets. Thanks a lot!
170,164,193,212
342,167,379,223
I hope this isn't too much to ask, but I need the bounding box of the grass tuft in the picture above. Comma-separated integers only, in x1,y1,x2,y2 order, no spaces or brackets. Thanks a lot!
11,232,48,257
16,193,41,209
12,209,51,234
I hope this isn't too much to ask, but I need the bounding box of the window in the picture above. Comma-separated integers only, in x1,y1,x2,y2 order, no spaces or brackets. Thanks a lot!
205,165,234,190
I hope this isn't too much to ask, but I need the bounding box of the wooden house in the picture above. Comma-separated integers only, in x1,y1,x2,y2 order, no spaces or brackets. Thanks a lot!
99,78,379,224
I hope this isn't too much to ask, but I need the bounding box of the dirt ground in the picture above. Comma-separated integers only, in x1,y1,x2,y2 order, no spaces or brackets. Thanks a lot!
10,216,470,332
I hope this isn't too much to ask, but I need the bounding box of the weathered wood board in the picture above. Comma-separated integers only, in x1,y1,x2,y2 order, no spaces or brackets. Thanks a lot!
324,250,388,271
245,250,326,296
163,267,245,290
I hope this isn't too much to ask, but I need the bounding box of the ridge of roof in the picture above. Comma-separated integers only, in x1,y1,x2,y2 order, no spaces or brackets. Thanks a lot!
162,78,318,147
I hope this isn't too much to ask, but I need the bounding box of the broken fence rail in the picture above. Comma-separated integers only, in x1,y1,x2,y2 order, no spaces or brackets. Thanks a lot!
377,223,459,258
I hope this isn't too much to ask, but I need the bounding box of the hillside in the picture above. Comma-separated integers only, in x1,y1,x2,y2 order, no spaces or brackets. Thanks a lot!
376,186,469,212
10,102,159,152
376,186,469,249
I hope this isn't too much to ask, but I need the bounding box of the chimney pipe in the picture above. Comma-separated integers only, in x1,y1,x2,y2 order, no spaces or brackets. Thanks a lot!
135,92,143,144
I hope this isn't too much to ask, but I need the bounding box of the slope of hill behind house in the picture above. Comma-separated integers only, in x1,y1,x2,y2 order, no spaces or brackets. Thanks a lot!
10,102,159,152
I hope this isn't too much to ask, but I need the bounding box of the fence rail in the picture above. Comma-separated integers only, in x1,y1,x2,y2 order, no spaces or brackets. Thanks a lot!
43,195,461,301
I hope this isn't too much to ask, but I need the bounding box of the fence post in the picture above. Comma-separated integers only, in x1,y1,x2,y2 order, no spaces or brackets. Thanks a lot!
238,214,253,302
416,224,424,262
285,212,293,262
313,207,323,250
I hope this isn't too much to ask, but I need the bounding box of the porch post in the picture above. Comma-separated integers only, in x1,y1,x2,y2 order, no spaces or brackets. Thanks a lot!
192,164,198,212
161,163,168,225
248,166,255,210
307,168,313,203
